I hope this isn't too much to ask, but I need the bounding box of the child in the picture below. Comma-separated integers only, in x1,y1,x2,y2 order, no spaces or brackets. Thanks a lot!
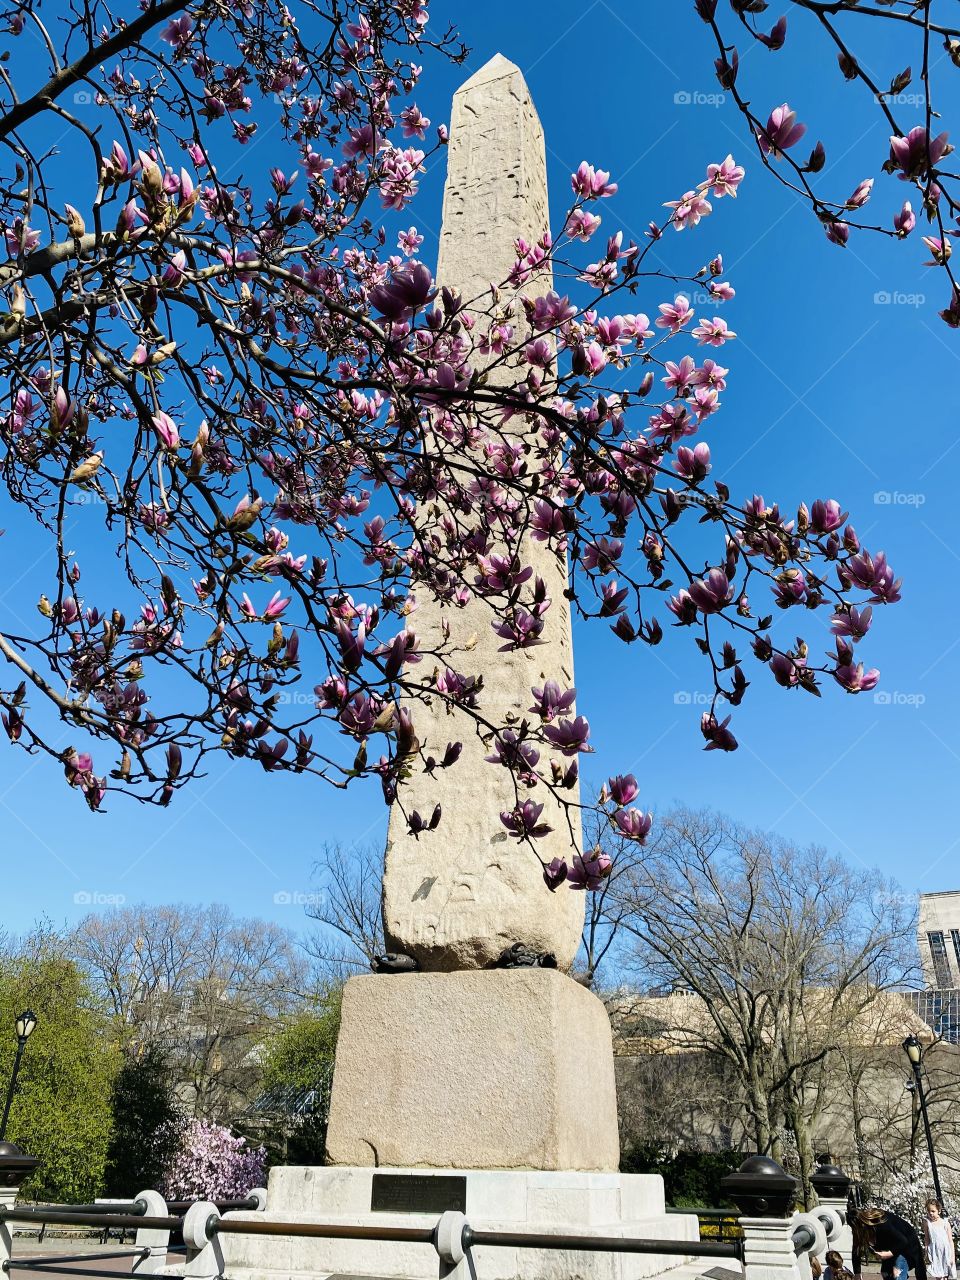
824,1250,854,1280
924,1200,956,1280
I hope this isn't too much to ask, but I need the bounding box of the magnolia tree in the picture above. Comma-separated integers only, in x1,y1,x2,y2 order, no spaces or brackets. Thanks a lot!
0,1,901,890
159,1117,266,1201
699,1,960,325
875,1153,959,1232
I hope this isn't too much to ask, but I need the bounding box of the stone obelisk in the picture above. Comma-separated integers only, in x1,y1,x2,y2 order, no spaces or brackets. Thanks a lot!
380,52,584,974
324,53,618,1171
219,55,699,1280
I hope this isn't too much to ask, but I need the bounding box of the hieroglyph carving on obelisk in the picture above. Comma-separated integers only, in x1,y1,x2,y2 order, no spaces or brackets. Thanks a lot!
381,55,585,972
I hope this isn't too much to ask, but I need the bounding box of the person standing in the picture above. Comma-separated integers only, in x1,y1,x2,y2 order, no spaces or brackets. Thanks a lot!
852,1207,928,1280
924,1200,956,1280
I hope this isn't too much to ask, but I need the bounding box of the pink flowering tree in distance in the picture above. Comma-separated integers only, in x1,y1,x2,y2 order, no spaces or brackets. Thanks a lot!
159,1118,265,1201
0,1,901,891
697,1,960,325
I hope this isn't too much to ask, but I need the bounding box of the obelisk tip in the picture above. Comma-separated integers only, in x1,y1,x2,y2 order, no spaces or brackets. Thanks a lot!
456,52,524,94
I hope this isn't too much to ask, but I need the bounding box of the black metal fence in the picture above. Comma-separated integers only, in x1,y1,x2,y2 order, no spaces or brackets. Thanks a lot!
667,1205,743,1243
0,1196,745,1278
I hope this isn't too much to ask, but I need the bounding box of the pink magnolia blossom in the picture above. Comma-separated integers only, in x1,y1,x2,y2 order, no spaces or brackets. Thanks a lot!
922,236,951,266
692,316,736,346
834,661,880,693
399,105,430,139
160,1119,265,1201
664,189,712,230
397,226,423,256
894,201,916,236
824,220,850,247
567,848,613,890
4,221,40,256
161,16,193,47
758,103,806,157
845,177,873,209
571,161,618,199
565,210,602,241
888,126,951,180
152,412,180,450
701,155,744,198
656,294,695,332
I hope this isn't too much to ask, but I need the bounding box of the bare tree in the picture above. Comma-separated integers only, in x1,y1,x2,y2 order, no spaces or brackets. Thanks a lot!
614,806,918,1202
609,989,751,1156
577,795,645,989
304,843,385,979
303,824,637,988
71,903,307,1120
840,1036,960,1194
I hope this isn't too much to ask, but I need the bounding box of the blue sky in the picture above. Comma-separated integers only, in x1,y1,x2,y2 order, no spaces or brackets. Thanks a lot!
1,3,956,945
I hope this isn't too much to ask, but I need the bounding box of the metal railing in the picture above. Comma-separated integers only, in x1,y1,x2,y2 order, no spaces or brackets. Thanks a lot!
0,1191,265,1280
667,1205,743,1243
0,1194,743,1278
0,1183,851,1280
209,1213,744,1259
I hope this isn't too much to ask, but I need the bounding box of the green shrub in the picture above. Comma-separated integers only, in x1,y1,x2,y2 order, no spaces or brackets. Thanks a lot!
621,1144,744,1207
0,948,119,1202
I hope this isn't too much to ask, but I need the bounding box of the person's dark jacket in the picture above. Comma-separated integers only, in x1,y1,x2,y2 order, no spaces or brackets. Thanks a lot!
852,1212,927,1280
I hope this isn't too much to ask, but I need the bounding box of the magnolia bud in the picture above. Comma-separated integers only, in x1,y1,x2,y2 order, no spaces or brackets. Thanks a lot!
64,203,86,238
68,452,103,485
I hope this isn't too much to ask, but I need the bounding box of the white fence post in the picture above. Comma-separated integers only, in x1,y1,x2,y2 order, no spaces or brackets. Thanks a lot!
791,1211,828,1280
132,1189,172,1275
740,1218,806,1280
722,1155,805,1280
811,1164,854,1269
183,1201,223,1280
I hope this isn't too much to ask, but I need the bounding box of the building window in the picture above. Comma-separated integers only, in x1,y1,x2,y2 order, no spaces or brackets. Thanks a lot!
928,931,953,989
951,929,960,980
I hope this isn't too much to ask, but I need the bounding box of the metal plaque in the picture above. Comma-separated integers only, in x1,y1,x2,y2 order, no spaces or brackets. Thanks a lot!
370,1173,467,1215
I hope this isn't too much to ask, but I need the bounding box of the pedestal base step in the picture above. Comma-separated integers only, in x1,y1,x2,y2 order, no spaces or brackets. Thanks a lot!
219,1167,700,1280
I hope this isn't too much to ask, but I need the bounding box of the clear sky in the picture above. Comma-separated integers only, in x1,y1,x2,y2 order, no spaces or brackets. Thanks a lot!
1,3,955,943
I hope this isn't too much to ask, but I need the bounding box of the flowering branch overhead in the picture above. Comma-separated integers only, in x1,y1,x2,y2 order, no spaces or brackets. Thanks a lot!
0,1,900,891
696,0,960,325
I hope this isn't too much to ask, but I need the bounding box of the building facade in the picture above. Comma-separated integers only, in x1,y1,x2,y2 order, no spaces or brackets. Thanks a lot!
919,890,960,988
914,890,960,1044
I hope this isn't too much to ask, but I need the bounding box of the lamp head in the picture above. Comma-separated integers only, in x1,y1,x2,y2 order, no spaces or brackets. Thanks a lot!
14,1011,36,1044
902,1034,922,1066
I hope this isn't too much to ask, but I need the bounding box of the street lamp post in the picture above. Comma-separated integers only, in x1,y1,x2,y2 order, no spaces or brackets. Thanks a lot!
0,1011,37,1143
902,1034,944,1207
